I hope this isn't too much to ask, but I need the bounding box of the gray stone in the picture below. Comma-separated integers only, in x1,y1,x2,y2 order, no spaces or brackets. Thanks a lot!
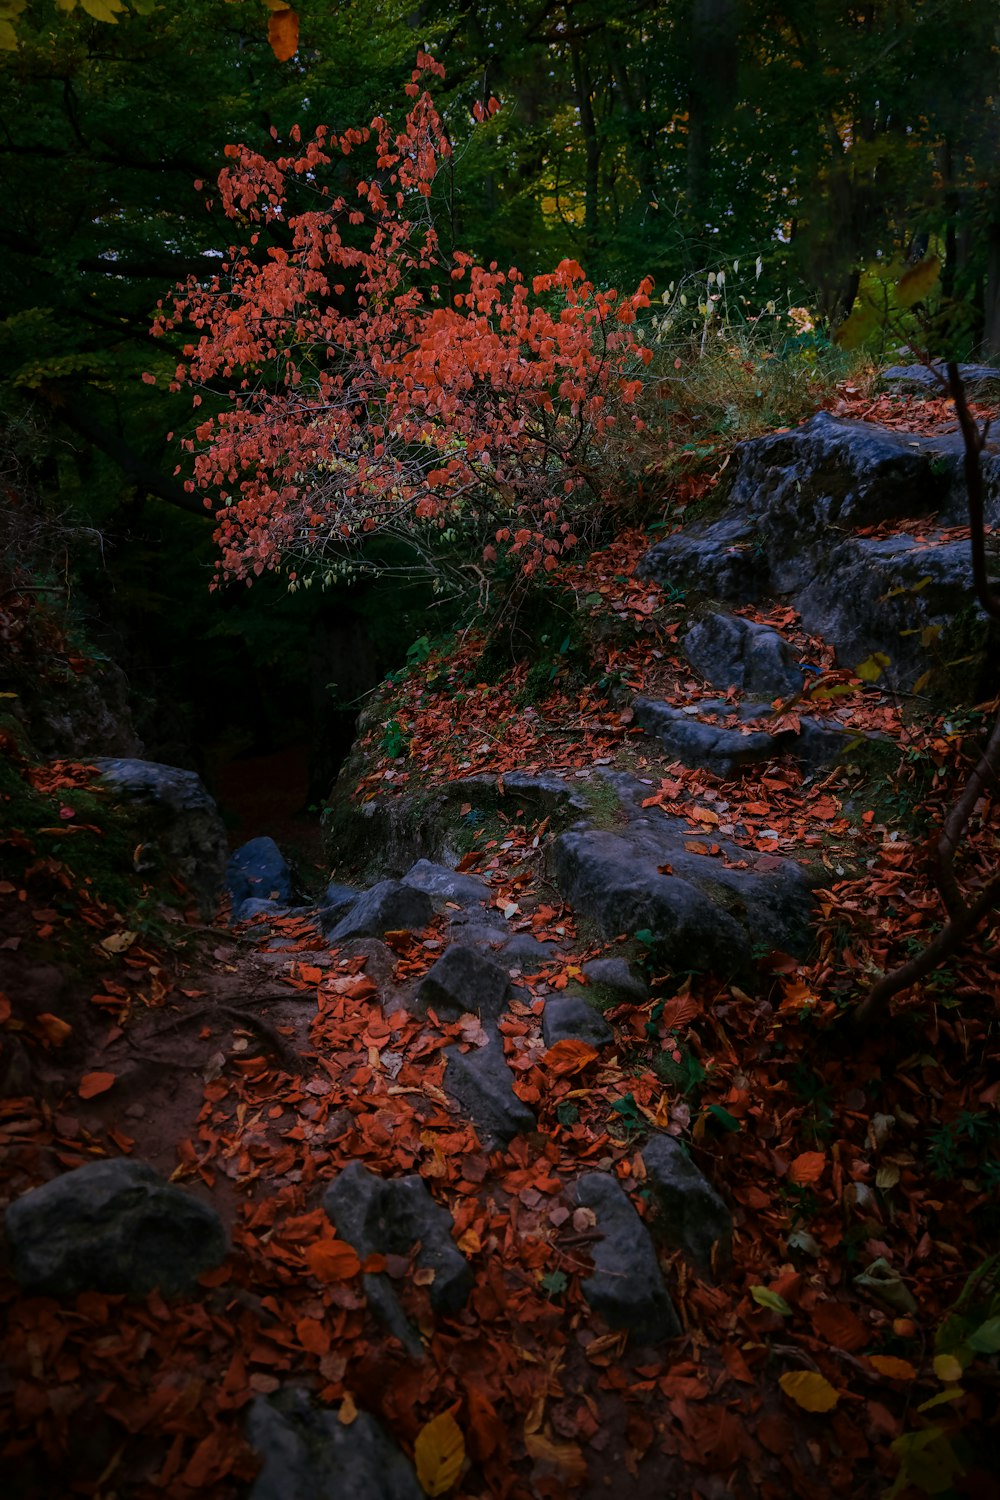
635,696,873,775
443,1026,536,1146
326,880,434,943
633,697,782,777
502,933,558,966
574,1173,680,1341
4,1159,227,1297
320,881,360,928
414,945,512,1022
636,412,1000,691
232,897,287,924
444,921,509,950
682,612,803,699
641,1133,733,1273
322,1162,471,1358
247,1389,422,1500
92,758,226,918
581,957,648,1003
880,362,1000,396
226,835,294,909
549,773,816,974
542,995,614,1049
402,858,491,907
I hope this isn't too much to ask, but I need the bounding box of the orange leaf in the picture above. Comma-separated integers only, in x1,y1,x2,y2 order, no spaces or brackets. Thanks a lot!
787,1151,826,1186
809,1301,868,1353
79,1070,116,1099
268,8,299,62
36,1013,73,1046
304,1239,361,1282
868,1354,917,1381
544,1038,599,1075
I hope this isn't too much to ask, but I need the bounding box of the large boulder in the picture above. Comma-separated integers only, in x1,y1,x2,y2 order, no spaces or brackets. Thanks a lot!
638,412,1000,690
247,1389,422,1500
4,1159,227,1297
880,362,1000,397
549,773,816,974
574,1173,680,1341
91,758,226,918
326,880,434,943
226,836,295,917
401,858,492,907
682,612,803,699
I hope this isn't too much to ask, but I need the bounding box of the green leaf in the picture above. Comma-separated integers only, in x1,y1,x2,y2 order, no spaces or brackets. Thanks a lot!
634,928,655,947
707,1103,740,1133
751,1285,793,1316
966,1315,1000,1353
541,1270,568,1297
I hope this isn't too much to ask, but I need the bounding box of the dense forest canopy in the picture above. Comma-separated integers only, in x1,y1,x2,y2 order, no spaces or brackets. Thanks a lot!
1,1,998,585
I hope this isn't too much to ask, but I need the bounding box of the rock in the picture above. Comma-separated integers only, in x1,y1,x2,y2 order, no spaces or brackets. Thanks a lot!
636,413,1000,691
414,945,512,1022
641,1133,733,1273
633,697,782,778
682,612,803,699
323,1161,472,1318
635,696,876,775
549,773,815,973
402,858,491,907
247,1388,422,1500
232,897,287,924
443,1027,536,1146
4,1159,227,1297
574,1173,680,1341
92,758,226,918
444,921,509,950
542,995,614,1049
319,881,360,928
227,836,294,909
880,361,1000,396
581,957,648,1003
326,880,434,943
502,932,559,966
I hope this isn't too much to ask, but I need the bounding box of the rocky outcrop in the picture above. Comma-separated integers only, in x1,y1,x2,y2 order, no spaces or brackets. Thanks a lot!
682,612,803,699
641,1134,733,1273
549,773,816,973
414,945,513,1022
91,758,227,917
4,1159,227,1297
227,835,295,919
443,1026,536,1146
638,411,1000,689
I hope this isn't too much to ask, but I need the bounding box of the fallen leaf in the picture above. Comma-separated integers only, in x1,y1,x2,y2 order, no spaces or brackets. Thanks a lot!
868,1354,917,1380
524,1431,587,1483
100,930,137,954
414,1410,465,1496
78,1071,116,1099
779,1370,839,1412
788,1150,827,1186
304,1239,361,1282
544,1038,599,1075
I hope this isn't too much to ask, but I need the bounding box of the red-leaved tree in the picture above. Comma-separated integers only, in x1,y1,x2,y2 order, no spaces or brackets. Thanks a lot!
153,54,653,593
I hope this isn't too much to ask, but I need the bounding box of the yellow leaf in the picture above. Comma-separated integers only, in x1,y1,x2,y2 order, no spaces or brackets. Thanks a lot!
779,1370,839,1412
751,1285,793,1317
0,18,17,47
414,1411,465,1496
856,652,891,683
80,0,124,20
338,1390,358,1425
868,1354,917,1380
896,256,941,310
933,1353,964,1384
100,929,136,953
523,1431,587,1483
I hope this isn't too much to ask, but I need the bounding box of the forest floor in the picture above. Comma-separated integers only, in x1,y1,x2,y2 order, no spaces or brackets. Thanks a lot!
1,382,998,1499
